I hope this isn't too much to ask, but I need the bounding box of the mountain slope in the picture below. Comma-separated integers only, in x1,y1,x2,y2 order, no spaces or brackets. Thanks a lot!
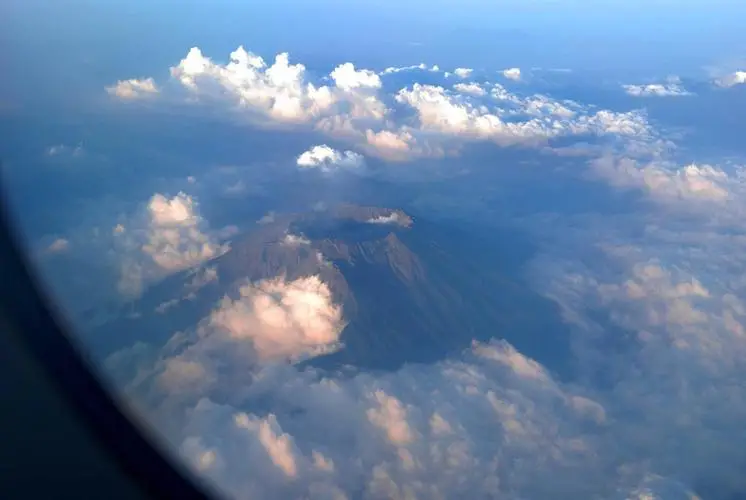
86,205,572,378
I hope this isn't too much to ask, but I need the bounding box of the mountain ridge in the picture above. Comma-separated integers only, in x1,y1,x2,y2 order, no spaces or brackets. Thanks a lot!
85,204,573,378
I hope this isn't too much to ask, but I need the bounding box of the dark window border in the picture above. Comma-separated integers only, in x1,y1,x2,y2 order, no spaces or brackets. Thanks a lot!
0,182,211,500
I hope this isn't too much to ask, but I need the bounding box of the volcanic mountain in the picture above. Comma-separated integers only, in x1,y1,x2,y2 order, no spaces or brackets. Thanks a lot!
86,204,572,377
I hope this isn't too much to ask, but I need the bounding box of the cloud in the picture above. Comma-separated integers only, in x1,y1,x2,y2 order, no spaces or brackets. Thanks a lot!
590,156,736,204
597,260,711,326
380,63,440,75
616,475,702,500
498,91,577,119
109,45,665,162
205,275,345,362
221,178,246,196
366,391,416,446
114,192,227,297
107,272,348,404
622,83,691,97
542,236,746,486
46,238,71,253
148,192,199,226
105,163,746,499
61,39,746,500
364,129,413,154
106,78,159,99
169,46,389,127
101,229,746,497
46,144,84,157
714,71,746,88
170,47,337,123
296,145,365,171
367,212,403,225
452,82,486,96
110,323,618,500
523,256,745,499
359,126,448,162
126,282,742,498
257,212,276,225
282,233,311,247
502,68,522,81
361,128,446,162
395,84,651,147
329,63,382,92
521,123,746,492
396,83,545,141
235,413,299,478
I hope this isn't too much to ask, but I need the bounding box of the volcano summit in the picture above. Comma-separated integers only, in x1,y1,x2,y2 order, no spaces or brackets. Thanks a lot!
90,204,571,377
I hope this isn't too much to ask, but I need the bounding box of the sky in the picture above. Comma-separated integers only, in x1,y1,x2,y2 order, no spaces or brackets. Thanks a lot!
2,1,746,499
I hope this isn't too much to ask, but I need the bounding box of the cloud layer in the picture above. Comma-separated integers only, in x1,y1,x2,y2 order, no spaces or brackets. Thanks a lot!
622,82,691,97
107,46,657,162
99,149,746,499
590,156,739,205
111,329,614,499
89,43,746,500
103,142,746,497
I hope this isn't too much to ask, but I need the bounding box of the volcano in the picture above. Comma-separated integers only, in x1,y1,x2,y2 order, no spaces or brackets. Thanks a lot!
86,204,572,377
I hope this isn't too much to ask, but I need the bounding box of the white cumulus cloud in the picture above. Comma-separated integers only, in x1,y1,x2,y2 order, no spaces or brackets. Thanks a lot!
367,212,403,225
108,45,669,162
366,391,416,445
282,233,311,247
297,145,365,172
502,67,522,81
170,46,337,123
168,46,388,127
452,82,486,96
453,67,473,79
329,63,382,92
114,192,227,297
106,78,159,99
395,84,651,147
360,128,444,162
108,327,617,500
206,275,345,362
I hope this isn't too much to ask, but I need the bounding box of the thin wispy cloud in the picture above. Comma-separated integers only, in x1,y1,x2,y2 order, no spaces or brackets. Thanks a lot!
622,82,692,97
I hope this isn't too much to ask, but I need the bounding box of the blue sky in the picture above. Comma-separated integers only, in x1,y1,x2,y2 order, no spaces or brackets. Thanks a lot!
3,1,746,499
3,0,746,105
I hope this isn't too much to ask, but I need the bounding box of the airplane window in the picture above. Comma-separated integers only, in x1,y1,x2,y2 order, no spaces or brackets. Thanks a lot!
3,1,746,498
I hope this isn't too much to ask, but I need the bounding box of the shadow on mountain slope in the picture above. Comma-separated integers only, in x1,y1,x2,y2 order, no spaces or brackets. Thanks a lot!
85,205,574,380
305,213,573,378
